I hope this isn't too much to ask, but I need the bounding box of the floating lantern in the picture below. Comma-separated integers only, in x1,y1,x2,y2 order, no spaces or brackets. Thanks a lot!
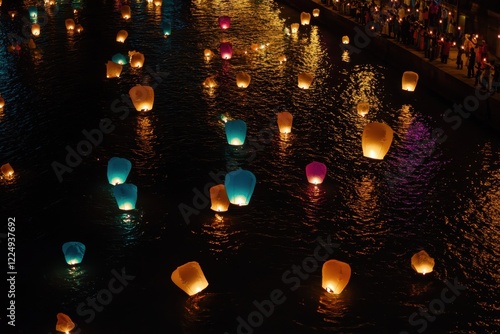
112,53,128,65
251,43,259,52
28,38,36,49
322,259,351,294
203,76,217,88
0,95,4,109
357,102,369,117
277,111,293,134
154,0,162,6
225,119,247,146
218,16,230,30
225,169,256,206
313,8,320,17
75,24,83,33
116,30,128,43
171,261,209,296
56,313,75,333
411,250,435,275
129,85,154,111
300,12,311,25
62,242,86,265
65,18,75,31
220,42,233,60
362,122,394,160
342,35,350,44
306,161,327,185
129,50,145,68
105,61,122,78
161,20,172,36
291,23,299,34
107,157,132,185
298,72,314,89
1,163,14,180
147,0,153,3
8,11,17,19
28,6,38,19
210,184,230,212
121,5,131,19
236,72,251,88
278,55,287,64
31,24,41,36
402,71,419,91
113,183,137,210
204,49,214,59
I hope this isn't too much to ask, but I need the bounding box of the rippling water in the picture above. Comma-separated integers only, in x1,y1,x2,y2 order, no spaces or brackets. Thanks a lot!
1,0,499,333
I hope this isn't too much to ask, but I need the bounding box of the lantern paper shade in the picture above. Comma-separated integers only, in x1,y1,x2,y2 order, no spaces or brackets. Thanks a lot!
106,60,122,78
154,0,162,6
210,184,230,212
107,157,132,185
129,85,154,111
313,8,320,17
342,36,350,44
32,24,40,36
129,51,145,68
298,72,314,89
402,71,419,91
0,95,4,108
218,16,230,30
161,20,172,36
62,242,85,265
28,6,38,19
291,23,299,34
411,250,435,275
278,55,287,64
300,12,311,25
56,313,75,333
121,5,131,19
362,122,394,160
220,42,232,60
236,72,251,88
1,163,14,180
306,161,327,185
357,102,369,117
171,261,209,296
113,183,137,210
204,49,214,59
225,169,256,206
203,76,217,88
116,30,128,43
65,18,75,31
225,119,247,146
277,111,293,134
112,53,128,65
75,24,83,33
322,260,351,294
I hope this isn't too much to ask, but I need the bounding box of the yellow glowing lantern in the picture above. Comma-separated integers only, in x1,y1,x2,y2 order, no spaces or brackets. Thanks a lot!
121,5,131,20
56,313,75,333
147,0,153,3
402,71,419,91
298,72,314,89
1,163,14,180
202,76,217,88
171,261,209,296
75,24,83,33
362,122,393,160
300,12,311,25
204,49,214,59
236,72,251,88
210,184,230,212
277,111,293,134
342,35,350,44
291,23,299,34
154,0,162,6
411,250,435,275
278,55,287,64
116,30,128,43
322,259,351,294
31,24,41,36
250,43,259,52
357,102,369,117
0,95,4,109
106,60,122,78
9,11,17,19
129,51,145,68
313,8,320,17
65,18,75,31
129,85,154,111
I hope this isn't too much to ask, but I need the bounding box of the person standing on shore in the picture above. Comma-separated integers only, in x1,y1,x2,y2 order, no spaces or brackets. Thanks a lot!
467,47,476,78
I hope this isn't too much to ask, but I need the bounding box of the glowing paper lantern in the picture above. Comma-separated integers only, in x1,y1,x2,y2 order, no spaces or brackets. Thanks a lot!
171,261,209,296
342,36,350,44
0,95,4,109
1,163,14,180
161,20,172,36
129,51,145,68
112,53,128,65
65,18,75,31
203,76,217,88
62,242,86,265
107,157,132,185
322,260,351,294
313,8,320,17
116,30,128,43
105,60,122,78
28,6,38,19
218,16,230,30
224,169,256,206
277,111,293,134
306,161,327,185
278,55,287,64
300,12,311,25
56,313,75,333
220,42,233,60
236,72,251,88
402,71,419,91
362,122,394,160
204,49,214,59
210,184,230,212
154,0,162,6
251,43,259,52
113,183,137,210
291,23,299,34
121,5,131,20
225,119,247,146
298,72,314,89
31,24,41,36
129,85,154,111
411,250,435,275
75,24,83,33
357,102,369,117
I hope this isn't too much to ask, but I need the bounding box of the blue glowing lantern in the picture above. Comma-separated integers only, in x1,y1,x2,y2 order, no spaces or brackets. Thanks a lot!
225,119,247,146
161,20,172,36
62,242,86,265
225,169,256,206
113,183,137,210
107,157,132,185
28,6,38,19
112,53,128,65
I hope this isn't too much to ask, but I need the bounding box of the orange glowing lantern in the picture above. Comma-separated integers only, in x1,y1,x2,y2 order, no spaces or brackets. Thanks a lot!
31,24,41,36
129,85,154,111
0,95,4,109
9,11,17,19
362,122,393,160
129,51,145,68
251,43,260,52
75,24,83,33
1,163,14,180
277,111,293,134
154,0,162,6
342,35,350,44
357,102,369,117
313,8,320,17
171,261,209,296
322,259,351,294
203,76,217,88
236,72,251,88
121,5,131,20
291,23,299,34
65,18,75,31
204,49,214,59
116,30,128,43
300,12,311,25
402,71,419,91
278,55,287,64
106,60,122,78
210,184,230,212
411,250,435,275
55,313,75,333
298,72,314,89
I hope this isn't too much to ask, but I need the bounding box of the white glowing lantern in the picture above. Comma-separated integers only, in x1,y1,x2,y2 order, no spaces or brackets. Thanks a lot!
313,8,320,17
357,102,369,117
322,260,351,294
300,12,311,25
411,250,435,275
202,76,217,88
171,261,209,296
362,122,393,160
106,60,123,78
129,85,154,111
116,30,128,43
278,55,287,64
121,5,131,20
129,51,145,68
342,35,350,44
277,112,293,134
65,18,75,31
402,71,419,91
236,72,251,88
31,24,41,36
298,72,314,89
291,23,299,34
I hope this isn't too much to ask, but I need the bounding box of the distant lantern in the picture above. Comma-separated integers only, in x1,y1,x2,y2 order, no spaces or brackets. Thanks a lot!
161,20,172,36
1,163,14,180
402,71,419,91
56,313,75,333
277,111,293,134
313,8,320,17
75,24,83,33
342,35,350,44
362,122,394,160
62,241,86,265
107,157,132,185
113,183,137,210
106,60,122,78
305,161,327,185
8,11,17,19
291,23,299,34
28,6,38,19
210,184,230,212
225,169,257,206
31,23,41,36
218,16,230,30
300,12,311,25
65,18,75,31
112,53,128,65
278,55,287,64
116,30,128,43
236,72,251,88
121,5,131,19
322,259,351,294
220,42,233,60
0,95,4,109
154,0,162,6
411,250,435,275
298,72,314,89
357,102,370,117
171,261,209,296
225,119,247,146
204,49,214,59
202,76,217,88
129,85,154,111
129,50,145,68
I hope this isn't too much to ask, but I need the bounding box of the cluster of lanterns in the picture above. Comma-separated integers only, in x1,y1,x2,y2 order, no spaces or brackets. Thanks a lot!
107,157,137,210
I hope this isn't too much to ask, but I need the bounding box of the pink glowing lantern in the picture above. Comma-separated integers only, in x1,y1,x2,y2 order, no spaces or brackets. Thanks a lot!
218,16,230,30
305,161,327,185
220,42,233,60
